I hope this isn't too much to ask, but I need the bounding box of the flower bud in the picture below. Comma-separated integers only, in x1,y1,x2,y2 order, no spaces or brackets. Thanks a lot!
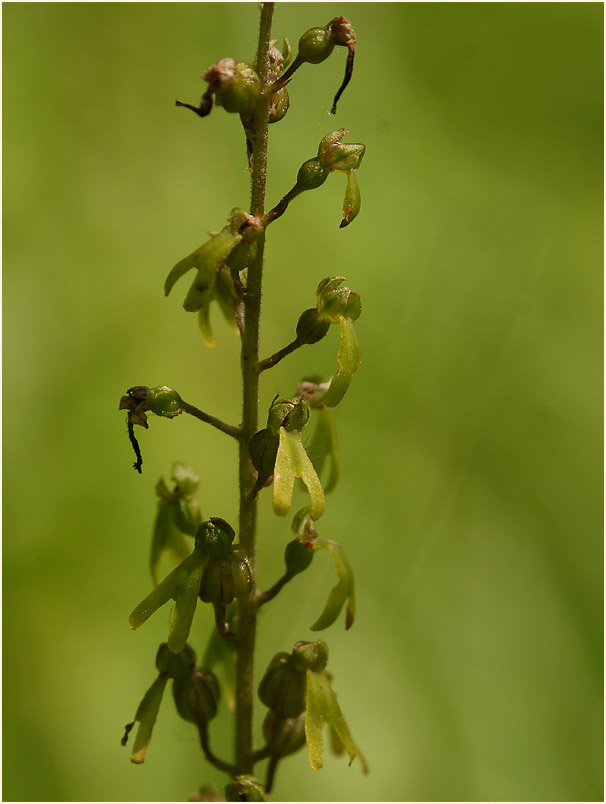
203,59,260,114
263,711,306,758
315,276,360,323
173,667,220,726
155,642,196,679
284,538,314,579
266,397,297,433
225,776,265,802
296,308,331,345
282,398,309,432
317,130,364,173
195,518,235,559
298,26,335,64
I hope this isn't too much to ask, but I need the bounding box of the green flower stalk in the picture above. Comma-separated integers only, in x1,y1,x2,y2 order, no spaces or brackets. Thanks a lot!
119,5,367,798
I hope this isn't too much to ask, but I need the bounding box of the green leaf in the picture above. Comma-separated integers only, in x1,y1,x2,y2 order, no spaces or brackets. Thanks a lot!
323,317,361,407
304,406,340,494
128,675,169,764
273,429,325,520
129,549,206,652
310,540,355,631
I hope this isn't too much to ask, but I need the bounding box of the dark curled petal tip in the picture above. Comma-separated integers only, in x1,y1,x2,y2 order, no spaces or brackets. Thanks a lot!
339,218,350,229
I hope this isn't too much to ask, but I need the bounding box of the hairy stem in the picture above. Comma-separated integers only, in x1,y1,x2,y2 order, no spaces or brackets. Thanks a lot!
180,401,241,439
235,1,275,776
198,726,236,775
257,337,301,372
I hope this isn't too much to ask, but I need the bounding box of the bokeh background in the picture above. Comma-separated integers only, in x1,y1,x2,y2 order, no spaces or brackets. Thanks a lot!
3,3,603,801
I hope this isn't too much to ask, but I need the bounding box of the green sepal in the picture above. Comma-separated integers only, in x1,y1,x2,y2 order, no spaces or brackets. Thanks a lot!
273,429,325,520
310,540,355,631
129,548,207,654
316,276,360,323
305,669,359,771
225,776,266,802
124,674,169,764
323,317,362,407
195,518,236,560
292,640,329,673
304,406,339,494
340,169,361,228
165,209,250,315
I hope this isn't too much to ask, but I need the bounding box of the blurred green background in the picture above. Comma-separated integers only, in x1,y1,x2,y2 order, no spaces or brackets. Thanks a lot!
3,3,603,801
